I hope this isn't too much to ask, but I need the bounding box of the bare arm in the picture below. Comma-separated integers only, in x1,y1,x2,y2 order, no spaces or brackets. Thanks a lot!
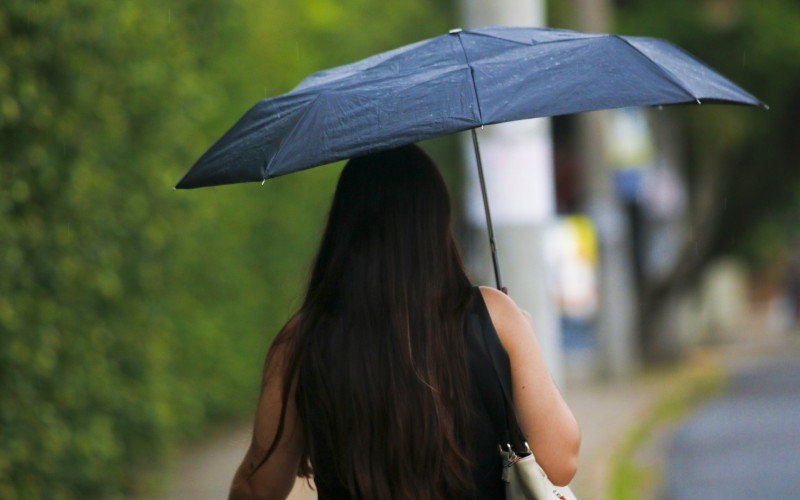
229,322,305,500
479,286,581,486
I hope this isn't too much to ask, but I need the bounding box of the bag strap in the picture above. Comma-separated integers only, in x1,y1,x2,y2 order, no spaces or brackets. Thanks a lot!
471,286,529,454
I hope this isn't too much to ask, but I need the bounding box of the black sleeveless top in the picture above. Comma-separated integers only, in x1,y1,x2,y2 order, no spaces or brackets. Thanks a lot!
301,286,514,499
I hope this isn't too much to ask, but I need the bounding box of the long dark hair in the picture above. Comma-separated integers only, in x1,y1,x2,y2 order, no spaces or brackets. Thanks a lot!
254,144,476,498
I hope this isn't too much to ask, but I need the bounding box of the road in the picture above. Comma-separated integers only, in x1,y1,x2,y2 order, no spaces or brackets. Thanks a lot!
664,348,800,499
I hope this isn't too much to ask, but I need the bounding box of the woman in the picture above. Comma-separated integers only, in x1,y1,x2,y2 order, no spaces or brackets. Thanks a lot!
229,144,580,499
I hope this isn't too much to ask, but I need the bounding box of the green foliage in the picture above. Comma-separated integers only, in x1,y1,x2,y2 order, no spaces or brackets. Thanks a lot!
0,0,453,497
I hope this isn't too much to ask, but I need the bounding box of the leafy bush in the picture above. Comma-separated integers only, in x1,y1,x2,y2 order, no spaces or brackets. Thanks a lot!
0,0,451,497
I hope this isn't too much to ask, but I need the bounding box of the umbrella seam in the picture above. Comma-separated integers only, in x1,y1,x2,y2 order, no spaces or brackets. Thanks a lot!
464,29,599,48
612,35,697,103
264,94,323,179
291,64,475,99
290,38,440,94
455,32,485,126
462,29,532,47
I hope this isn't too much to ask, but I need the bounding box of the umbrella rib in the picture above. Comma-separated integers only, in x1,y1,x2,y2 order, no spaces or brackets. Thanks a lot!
612,35,698,103
455,32,485,126
645,37,766,107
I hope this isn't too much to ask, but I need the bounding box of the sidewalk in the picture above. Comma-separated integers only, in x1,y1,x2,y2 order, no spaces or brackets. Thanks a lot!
164,344,746,500
564,373,665,498
160,379,672,499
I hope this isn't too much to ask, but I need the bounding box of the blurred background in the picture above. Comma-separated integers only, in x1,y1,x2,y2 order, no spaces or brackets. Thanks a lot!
2,0,799,498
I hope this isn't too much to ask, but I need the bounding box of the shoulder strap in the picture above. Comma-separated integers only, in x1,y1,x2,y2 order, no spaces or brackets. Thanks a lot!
471,286,528,454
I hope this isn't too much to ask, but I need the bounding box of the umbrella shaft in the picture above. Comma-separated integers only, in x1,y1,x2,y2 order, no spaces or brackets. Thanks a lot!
471,128,504,291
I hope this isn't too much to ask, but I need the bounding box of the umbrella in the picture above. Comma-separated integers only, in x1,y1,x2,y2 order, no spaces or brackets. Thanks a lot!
175,26,764,290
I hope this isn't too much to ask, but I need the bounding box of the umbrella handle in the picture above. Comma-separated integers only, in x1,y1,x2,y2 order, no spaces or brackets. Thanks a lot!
471,128,506,295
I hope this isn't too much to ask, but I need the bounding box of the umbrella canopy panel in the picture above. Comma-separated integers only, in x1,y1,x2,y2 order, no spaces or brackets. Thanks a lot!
176,26,763,189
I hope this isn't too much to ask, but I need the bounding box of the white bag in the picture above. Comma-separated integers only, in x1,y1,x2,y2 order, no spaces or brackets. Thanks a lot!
502,444,577,500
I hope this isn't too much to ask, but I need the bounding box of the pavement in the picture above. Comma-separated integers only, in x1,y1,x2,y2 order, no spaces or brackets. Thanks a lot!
663,339,800,499
152,422,314,500
563,373,665,498
154,337,800,499
155,369,667,499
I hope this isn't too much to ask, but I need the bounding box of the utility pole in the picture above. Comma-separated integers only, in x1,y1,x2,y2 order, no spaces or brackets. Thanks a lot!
460,0,564,387
574,0,640,378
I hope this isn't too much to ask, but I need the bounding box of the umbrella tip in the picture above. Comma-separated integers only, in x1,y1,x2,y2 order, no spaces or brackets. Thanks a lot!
261,179,266,186
763,102,770,110
696,98,702,105
449,28,462,34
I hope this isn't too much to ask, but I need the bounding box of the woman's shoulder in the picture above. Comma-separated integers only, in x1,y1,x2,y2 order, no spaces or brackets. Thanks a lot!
476,285,532,356
477,285,515,308
477,285,522,323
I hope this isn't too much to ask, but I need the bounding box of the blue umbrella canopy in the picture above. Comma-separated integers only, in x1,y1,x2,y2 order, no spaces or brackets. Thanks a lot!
175,25,763,189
